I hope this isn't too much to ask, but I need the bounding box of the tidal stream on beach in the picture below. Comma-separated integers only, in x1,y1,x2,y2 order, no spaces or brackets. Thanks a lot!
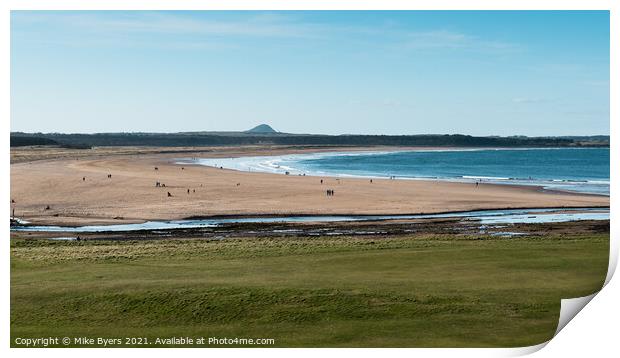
11,207,609,233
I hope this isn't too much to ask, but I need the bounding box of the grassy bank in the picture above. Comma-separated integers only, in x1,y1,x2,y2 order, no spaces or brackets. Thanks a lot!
10,234,608,347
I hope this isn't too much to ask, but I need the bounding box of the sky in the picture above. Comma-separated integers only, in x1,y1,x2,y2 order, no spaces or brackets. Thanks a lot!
10,11,610,136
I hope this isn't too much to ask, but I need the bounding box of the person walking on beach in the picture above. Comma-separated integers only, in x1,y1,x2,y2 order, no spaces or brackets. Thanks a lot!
167,192,172,197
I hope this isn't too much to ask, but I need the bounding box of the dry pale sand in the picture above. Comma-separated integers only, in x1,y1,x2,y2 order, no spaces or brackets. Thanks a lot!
10,146,609,226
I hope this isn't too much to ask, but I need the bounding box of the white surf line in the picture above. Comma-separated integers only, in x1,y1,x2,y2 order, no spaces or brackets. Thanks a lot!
176,150,610,196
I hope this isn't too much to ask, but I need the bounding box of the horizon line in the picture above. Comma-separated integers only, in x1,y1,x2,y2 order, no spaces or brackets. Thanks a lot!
9,130,611,138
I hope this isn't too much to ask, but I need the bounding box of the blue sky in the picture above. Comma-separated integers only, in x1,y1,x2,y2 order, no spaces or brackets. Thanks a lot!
11,11,609,136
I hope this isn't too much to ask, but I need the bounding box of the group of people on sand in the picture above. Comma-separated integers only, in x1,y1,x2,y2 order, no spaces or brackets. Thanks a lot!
81,173,112,181
326,189,335,196
73,164,203,204
320,178,343,184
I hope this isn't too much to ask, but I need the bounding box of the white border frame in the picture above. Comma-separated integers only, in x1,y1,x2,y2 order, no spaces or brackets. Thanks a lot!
2,1,616,357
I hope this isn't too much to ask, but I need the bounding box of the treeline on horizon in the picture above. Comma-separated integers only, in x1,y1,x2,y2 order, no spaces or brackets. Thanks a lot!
10,132,610,148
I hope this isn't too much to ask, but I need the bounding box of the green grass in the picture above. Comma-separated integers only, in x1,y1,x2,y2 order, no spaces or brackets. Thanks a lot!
11,234,608,347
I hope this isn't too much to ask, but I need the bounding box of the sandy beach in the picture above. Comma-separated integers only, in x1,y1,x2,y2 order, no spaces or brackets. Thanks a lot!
10,146,609,226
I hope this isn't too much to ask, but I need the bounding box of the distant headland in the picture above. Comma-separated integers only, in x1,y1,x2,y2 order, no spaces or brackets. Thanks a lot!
245,124,278,134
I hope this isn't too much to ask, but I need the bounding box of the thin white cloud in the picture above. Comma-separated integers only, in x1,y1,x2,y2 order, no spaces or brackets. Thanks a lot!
13,12,327,39
381,99,403,107
401,30,521,53
12,11,524,55
512,97,547,104
582,80,609,87
347,99,410,108
404,30,470,49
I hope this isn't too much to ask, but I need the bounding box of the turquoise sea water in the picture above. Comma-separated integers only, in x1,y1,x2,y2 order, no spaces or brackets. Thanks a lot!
179,148,610,196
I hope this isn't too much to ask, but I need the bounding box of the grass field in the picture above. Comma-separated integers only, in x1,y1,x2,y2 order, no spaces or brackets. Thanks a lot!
10,233,608,347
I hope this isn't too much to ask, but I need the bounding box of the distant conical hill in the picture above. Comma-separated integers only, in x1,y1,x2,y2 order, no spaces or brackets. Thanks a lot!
246,124,277,133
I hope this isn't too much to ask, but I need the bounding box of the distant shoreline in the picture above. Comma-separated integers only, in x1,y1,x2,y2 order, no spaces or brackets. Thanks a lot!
10,131,609,149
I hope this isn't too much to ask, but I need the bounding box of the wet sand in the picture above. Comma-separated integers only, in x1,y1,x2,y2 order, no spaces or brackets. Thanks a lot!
10,146,610,226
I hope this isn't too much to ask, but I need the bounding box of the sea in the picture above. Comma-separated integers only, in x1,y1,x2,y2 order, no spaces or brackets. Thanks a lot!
178,147,610,196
